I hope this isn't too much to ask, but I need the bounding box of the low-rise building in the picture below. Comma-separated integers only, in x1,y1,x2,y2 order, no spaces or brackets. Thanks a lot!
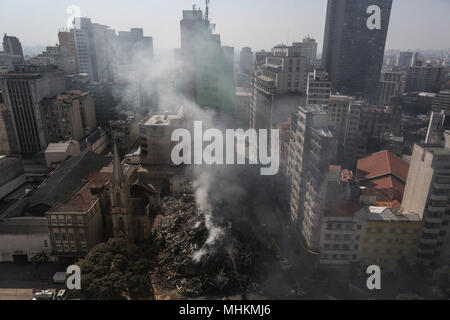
360,207,421,270
0,217,51,263
44,140,81,169
319,201,366,266
46,173,107,260
319,203,421,270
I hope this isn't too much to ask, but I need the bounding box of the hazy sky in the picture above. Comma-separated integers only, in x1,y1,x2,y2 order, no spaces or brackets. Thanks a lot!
1,0,449,51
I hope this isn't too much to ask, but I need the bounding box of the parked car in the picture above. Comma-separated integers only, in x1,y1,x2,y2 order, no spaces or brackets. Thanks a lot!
33,289,56,300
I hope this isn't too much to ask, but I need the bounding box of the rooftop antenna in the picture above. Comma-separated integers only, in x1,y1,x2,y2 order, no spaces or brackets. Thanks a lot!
205,0,210,22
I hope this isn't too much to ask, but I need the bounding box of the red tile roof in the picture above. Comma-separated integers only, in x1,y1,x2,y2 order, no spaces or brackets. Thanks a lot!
357,150,409,202
357,150,409,182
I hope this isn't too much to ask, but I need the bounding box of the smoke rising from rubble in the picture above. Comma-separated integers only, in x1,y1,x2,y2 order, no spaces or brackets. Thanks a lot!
192,169,225,262
118,42,241,261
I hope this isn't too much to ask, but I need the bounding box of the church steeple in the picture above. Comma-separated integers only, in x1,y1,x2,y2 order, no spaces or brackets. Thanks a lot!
110,141,133,242
113,141,125,185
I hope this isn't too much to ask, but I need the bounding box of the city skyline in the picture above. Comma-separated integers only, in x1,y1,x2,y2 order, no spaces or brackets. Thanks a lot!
1,0,450,52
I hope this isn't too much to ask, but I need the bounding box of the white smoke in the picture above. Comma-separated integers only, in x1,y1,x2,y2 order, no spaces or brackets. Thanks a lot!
111,30,235,264
192,169,225,263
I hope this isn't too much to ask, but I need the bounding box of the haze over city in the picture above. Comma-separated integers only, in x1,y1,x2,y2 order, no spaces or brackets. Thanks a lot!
1,0,450,51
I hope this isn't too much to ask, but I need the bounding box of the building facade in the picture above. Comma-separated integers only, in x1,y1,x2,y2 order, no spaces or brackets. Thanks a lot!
0,66,66,155
377,71,405,106
322,0,393,103
402,143,450,265
288,105,335,250
306,69,331,106
2,34,23,57
40,90,96,143
139,107,184,165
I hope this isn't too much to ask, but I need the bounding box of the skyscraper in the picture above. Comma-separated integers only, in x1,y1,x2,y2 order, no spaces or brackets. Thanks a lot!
0,66,66,155
179,7,235,113
73,18,117,83
2,34,23,57
322,0,393,104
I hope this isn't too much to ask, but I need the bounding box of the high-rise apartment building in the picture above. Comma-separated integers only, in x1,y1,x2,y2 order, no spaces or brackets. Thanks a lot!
402,143,450,265
30,45,78,74
250,44,308,131
73,18,117,82
0,66,66,155
325,95,367,165
432,90,450,112
396,52,417,69
322,0,393,104
287,105,336,250
58,30,78,72
240,47,254,75
293,36,318,62
40,90,97,143
306,69,331,106
405,64,445,93
377,71,405,106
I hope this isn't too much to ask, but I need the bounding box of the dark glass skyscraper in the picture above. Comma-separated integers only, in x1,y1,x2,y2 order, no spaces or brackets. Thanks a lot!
322,0,393,104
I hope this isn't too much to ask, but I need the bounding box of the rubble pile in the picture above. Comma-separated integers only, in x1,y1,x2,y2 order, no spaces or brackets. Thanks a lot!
150,196,277,298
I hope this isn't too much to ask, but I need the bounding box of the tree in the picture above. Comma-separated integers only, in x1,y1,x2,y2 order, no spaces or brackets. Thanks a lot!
31,252,50,264
77,238,152,300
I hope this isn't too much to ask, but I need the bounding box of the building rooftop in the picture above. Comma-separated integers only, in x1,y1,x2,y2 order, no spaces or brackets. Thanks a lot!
0,217,49,235
324,200,361,218
357,150,409,202
45,140,78,153
0,152,112,219
366,206,421,222
357,150,409,183
51,172,111,213
143,107,183,126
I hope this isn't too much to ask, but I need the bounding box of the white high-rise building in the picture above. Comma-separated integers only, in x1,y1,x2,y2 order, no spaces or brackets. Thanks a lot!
73,18,117,82
306,69,331,106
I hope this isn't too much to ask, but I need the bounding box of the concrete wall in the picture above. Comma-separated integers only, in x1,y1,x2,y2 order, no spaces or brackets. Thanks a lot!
0,234,51,262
